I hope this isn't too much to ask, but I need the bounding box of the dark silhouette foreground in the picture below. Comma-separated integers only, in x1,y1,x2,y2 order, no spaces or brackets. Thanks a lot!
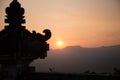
0,0,51,80
0,0,120,80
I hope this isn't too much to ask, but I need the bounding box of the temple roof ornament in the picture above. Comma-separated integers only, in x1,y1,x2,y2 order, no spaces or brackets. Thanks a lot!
0,0,51,62
0,1,51,79
5,0,25,26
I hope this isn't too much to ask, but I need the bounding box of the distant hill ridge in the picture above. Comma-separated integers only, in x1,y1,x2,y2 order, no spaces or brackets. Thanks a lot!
31,45,120,73
64,45,120,49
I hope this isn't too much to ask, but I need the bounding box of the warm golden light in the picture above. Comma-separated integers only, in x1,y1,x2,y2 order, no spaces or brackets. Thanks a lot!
57,41,63,46
55,40,65,49
0,0,120,49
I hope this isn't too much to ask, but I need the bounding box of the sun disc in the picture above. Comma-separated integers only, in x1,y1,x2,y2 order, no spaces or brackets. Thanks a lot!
57,41,63,46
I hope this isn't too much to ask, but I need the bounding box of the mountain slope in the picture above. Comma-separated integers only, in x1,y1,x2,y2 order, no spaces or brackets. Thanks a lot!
31,45,120,73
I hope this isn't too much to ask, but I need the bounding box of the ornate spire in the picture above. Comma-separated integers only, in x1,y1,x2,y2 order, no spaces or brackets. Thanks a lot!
14,0,18,1
5,0,25,26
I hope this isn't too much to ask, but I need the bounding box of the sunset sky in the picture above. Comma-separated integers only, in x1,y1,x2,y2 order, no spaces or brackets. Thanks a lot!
0,0,120,49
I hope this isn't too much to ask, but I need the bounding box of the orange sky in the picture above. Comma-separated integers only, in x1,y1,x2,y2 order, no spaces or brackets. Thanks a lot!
0,0,120,49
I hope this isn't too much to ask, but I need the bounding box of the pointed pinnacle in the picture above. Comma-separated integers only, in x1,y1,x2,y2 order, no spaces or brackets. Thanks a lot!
13,0,17,2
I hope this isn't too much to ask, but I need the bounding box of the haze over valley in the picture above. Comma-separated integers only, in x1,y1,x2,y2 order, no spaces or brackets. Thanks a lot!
31,45,120,73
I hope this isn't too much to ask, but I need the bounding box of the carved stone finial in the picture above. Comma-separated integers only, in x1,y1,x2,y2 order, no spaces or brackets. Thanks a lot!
5,0,25,26
13,0,17,2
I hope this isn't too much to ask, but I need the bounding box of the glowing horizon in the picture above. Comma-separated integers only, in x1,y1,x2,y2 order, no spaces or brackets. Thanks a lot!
0,0,120,49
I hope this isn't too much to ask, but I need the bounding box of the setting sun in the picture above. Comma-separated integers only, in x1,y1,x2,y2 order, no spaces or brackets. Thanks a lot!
56,41,65,49
0,0,120,49
57,41,63,46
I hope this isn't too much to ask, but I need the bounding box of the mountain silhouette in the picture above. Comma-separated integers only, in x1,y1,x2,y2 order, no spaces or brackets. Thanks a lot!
31,45,120,73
